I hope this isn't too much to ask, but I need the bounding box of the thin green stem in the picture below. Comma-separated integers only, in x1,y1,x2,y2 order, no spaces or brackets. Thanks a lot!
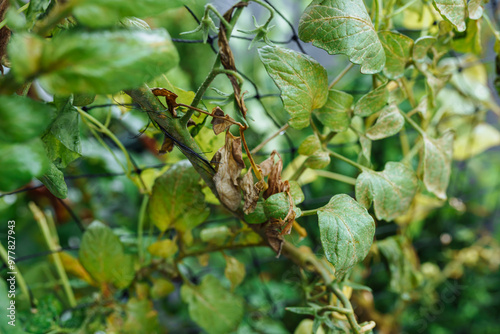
399,77,416,108
484,14,500,41
290,161,307,181
327,149,368,172
205,4,232,31
300,209,318,217
388,0,419,18
0,2,29,29
329,63,354,89
250,0,274,25
0,242,32,307
314,170,357,185
138,195,149,264
330,283,361,333
400,109,427,138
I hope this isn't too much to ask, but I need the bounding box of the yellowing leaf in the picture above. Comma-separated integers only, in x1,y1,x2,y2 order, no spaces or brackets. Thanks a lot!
147,239,178,259
224,255,246,291
59,252,96,286
423,132,454,199
453,123,500,160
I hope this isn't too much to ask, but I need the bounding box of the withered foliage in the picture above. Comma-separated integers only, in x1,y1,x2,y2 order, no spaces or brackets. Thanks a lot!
211,106,234,135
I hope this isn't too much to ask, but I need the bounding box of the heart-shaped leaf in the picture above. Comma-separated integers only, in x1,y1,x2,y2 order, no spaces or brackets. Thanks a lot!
423,132,454,199
314,88,352,132
365,104,405,140
432,0,466,32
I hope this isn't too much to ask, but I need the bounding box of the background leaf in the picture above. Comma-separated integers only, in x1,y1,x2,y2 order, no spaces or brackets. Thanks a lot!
423,132,454,199
314,89,352,132
317,194,375,276
365,104,405,140
258,46,328,129
378,31,413,79
224,255,246,291
355,162,418,221
432,0,466,32
412,36,436,63
298,0,385,74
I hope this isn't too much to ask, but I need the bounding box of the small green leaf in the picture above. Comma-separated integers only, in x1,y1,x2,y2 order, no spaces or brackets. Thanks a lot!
258,46,328,129
264,192,302,220
244,202,267,224
314,88,352,132
317,194,375,276
79,221,134,289
298,135,321,156
423,132,454,200
432,0,466,32
412,36,436,63
0,95,55,143
37,162,68,199
181,275,244,334
149,161,209,232
305,151,331,169
147,239,178,259
378,31,413,79
224,255,246,291
355,162,418,221
365,104,405,140
353,83,389,117
451,19,482,55
468,0,485,19
151,278,175,299
289,181,305,205
298,0,385,74
0,139,50,192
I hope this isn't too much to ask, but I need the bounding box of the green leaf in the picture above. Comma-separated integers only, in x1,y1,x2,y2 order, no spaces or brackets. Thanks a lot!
200,226,231,245
0,95,55,143
25,0,51,26
298,0,385,74
423,132,454,200
468,0,485,19
432,0,466,32
73,93,96,107
244,202,267,224
37,162,68,199
451,19,482,55
412,36,436,63
10,30,179,94
298,135,321,156
224,255,246,291
42,97,82,168
305,151,331,169
0,139,50,192
258,46,328,129
181,275,244,334
73,0,185,28
289,181,305,205
317,194,375,276
79,221,134,289
264,192,302,220
353,83,389,117
314,88,352,132
123,298,161,333
149,160,209,232
378,31,413,79
365,104,405,140
355,162,418,221
147,239,178,259
453,123,500,160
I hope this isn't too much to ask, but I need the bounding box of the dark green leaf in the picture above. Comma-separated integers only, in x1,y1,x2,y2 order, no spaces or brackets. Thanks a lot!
286,307,315,315
73,93,96,107
353,83,389,117
25,0,51,27
355,162,418,221
258,46,328,129
181,275,244,334
149,160,209,232
298,0,385,74
432,0,466,32
79,221,134,289
0,139,50,192
314,88,352,132
264,192,302,220
378,31,413,79
244,202,267,224
37,162,68,199
423,132,454,199
412,36,436,63
298,135,321,156
317,194,375,276
365,104,405,140
0,95,55,143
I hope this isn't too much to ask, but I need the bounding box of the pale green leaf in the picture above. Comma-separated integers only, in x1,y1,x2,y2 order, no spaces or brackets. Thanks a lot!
353,83,389,117
412,36,436,63
224,255,246,291
432,0,467,32
468,0,485,19
451,19,482,55
378,31,413,79
357,135,372,166
314,88,352,132
305,151,331,169
355,162,418,221
365,104,405,140
298,135,321,156
317,194,375,276
258,46,328,129
423,132,454,199
200,226,231,245
147,239,178,259
149,160,209,232
289,180,305,205
181,275,244,334
298,0,385,74
123,298,161,333
37,162,68,199
453,123,500,160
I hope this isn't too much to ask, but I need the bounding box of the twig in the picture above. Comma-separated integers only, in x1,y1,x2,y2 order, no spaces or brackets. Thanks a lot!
251,123,289,154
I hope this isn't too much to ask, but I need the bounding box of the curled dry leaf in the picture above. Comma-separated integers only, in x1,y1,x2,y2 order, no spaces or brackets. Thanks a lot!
239,170,265,214
266,219,284,256
159,136,174,154
151,87,178,116
258,150,277,177
211,106,235,135
264,153,289,199
211,131,245,211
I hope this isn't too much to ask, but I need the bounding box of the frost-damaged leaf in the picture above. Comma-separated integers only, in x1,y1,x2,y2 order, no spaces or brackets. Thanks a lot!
314,88,352,132
211,106,235,135
37,162,68,199
79,221,134,289
468,0,485,19
432,0,466,32
378,31,413,79
365,104,405,140
258,46,328,129
212,131,245,211
413,36,436,63
317,194,375,277
298,135,321,156
353,83,389,117
298,0,385,74
423,132,454,199
149,160,209,231
224,255,246,291
358,135,372,166
356,162,418,221
181,275,244,334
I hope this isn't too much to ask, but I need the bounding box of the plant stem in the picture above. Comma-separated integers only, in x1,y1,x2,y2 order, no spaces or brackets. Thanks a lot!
329,63,354,89
138,195,149,264
399,109,427,138
330,283,361,333
251,123,289,154
300,209,318,217
240,127,263,180
388,0,419,18
327,149,368,172
314,170,357,185
0,242,32,307
0,2,29,29
398,77,416,107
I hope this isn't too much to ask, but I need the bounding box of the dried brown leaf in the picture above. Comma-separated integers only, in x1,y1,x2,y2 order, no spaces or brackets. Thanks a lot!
258,150,277,177
266,219,284,256
151,87,178,116
239,170,265,214
159,136,174,154
211,106,234,135
212,131,245,211
264,154,287,199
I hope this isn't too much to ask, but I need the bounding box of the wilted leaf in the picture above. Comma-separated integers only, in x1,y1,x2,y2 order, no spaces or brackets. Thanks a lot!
378,31,413,79
453,123,500,160
317,194,375,277
298,135,321,156
412,36,436,63
79,221,134,289
353,83,389,117
365,104,405,140
59,252,95,286
432,0,466,32
298,0,385,74
0,95,55,143
224,255,246,291
37,162,68,199
239,170,264,214
211,107,235,135
314,89,352,132
212,131,245,211
151,87,178,114
305,151,331,169
423,132,454,199
149,160,209,231
181,275,244,334
258,150,278,176
263,152,288,198
258,46,328,129
356,162,418,221
147,239,178,259
468,0,485,19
